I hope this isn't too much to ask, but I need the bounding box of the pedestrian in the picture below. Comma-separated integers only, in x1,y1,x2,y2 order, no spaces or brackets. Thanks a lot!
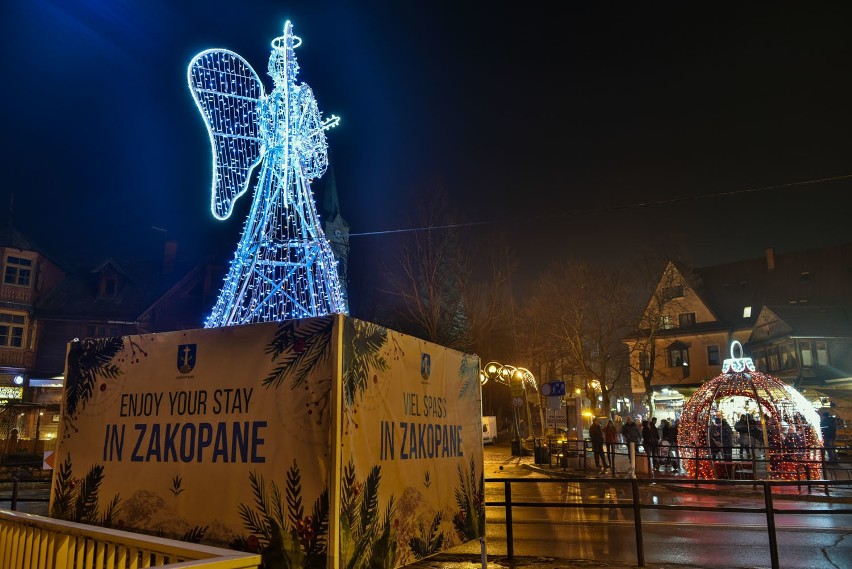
670,417,681,470
659,419,673,470
5,428,19,453
661,418,672,443
641,419,653,469
749,414,763,458
721,418,734,462
821,411,837,463
604,419,618,471
622,416,641,445
621,416,642,475
735,413,752,460
648,417,661,470
709,417,723,460
588,417,608,470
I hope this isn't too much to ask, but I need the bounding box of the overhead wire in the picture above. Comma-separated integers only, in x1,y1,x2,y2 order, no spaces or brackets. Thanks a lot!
349,173,852,238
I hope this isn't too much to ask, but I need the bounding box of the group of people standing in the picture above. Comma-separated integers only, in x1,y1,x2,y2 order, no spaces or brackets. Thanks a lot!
586,408,842,475
588,415,680,472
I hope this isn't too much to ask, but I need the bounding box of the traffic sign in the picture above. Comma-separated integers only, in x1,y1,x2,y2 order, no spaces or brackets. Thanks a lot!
542,381,565,397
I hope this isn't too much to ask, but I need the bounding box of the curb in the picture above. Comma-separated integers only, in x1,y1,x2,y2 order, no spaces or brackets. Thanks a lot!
410,553,706,569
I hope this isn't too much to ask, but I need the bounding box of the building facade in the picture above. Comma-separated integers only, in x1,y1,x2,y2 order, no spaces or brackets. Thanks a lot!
0,225,66,448
624,244,852,420
1,227,223,449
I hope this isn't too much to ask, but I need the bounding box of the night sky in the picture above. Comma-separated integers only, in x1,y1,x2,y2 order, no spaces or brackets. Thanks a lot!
3,1,852,285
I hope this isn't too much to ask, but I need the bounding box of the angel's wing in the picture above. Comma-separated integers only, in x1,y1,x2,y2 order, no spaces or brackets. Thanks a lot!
188,49,265,220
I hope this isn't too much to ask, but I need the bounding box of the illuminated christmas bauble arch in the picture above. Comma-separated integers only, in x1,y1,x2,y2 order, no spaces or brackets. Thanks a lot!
677,341,822,480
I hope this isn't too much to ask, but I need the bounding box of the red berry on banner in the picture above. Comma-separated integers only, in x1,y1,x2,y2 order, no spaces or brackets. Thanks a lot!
100,383,107,391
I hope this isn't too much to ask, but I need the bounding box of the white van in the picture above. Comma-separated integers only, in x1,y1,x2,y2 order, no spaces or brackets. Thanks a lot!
482,416,497,445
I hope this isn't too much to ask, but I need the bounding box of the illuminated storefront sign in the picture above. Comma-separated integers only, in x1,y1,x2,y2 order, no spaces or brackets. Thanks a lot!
0,386,24,400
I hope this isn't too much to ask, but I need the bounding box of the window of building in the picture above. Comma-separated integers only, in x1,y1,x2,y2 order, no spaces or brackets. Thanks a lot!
743,306,752,318
659,315,674,329
678,312,696,328
815,341,829,366
800,341,813,367
800,271,810,282
3,256,33,287
668,345,690,377
753,350,767,372
0,312,26,348
668,346,689,368
780,344,797,370
707,345,720,366
662,285,684,300
768,346,780,372
99,276,121,298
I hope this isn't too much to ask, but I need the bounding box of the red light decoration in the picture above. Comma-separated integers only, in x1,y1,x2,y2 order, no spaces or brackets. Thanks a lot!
677,342,822,480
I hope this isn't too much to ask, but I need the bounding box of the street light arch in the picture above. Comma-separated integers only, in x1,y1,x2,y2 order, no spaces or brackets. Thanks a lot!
479,361,540,454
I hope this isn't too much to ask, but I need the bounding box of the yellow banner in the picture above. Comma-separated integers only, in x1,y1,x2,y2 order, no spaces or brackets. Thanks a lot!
52,315,483,568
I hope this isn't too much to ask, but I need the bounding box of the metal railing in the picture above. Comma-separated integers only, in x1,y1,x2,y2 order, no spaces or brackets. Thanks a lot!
485,475,852,569
0,509,261,569
534,437,850,484
0,478,51,512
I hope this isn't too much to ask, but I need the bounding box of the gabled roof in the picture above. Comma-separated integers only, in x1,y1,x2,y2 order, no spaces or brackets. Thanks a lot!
690,243,852,329
35,256,194,322
749,305,852,344
634,261,721,336
89,258,130,278
137,263,206,322
0,223,40,251
0,221,67,268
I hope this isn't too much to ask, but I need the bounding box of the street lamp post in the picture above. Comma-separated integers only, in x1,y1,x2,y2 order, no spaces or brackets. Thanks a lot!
481,361,539,456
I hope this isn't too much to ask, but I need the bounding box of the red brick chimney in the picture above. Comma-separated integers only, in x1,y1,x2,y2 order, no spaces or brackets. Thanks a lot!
766,247,775,271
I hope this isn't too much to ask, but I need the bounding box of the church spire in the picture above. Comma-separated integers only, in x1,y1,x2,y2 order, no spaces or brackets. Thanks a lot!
323,159,341,221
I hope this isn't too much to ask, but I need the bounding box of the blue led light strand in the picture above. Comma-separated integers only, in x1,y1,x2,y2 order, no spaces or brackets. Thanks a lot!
188,21,346,326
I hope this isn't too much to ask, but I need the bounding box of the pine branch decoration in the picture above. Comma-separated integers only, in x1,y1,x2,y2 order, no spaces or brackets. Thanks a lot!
50,455,74,520
287,460,305,527
64,337,124,420
75,464,106,523
358,465,381,537
181,526,209,544
98,494,122,528
304,487,330,563
409,512,444,559
342,320,389,407
340,459,358,532
263,318,334,389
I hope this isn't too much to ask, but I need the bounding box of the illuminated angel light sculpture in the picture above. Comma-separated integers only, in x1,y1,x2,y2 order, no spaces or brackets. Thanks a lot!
678,341,822,480
188,21,345,327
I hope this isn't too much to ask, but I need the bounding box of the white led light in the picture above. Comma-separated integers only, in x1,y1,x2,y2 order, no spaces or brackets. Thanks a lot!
188,21,346,326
